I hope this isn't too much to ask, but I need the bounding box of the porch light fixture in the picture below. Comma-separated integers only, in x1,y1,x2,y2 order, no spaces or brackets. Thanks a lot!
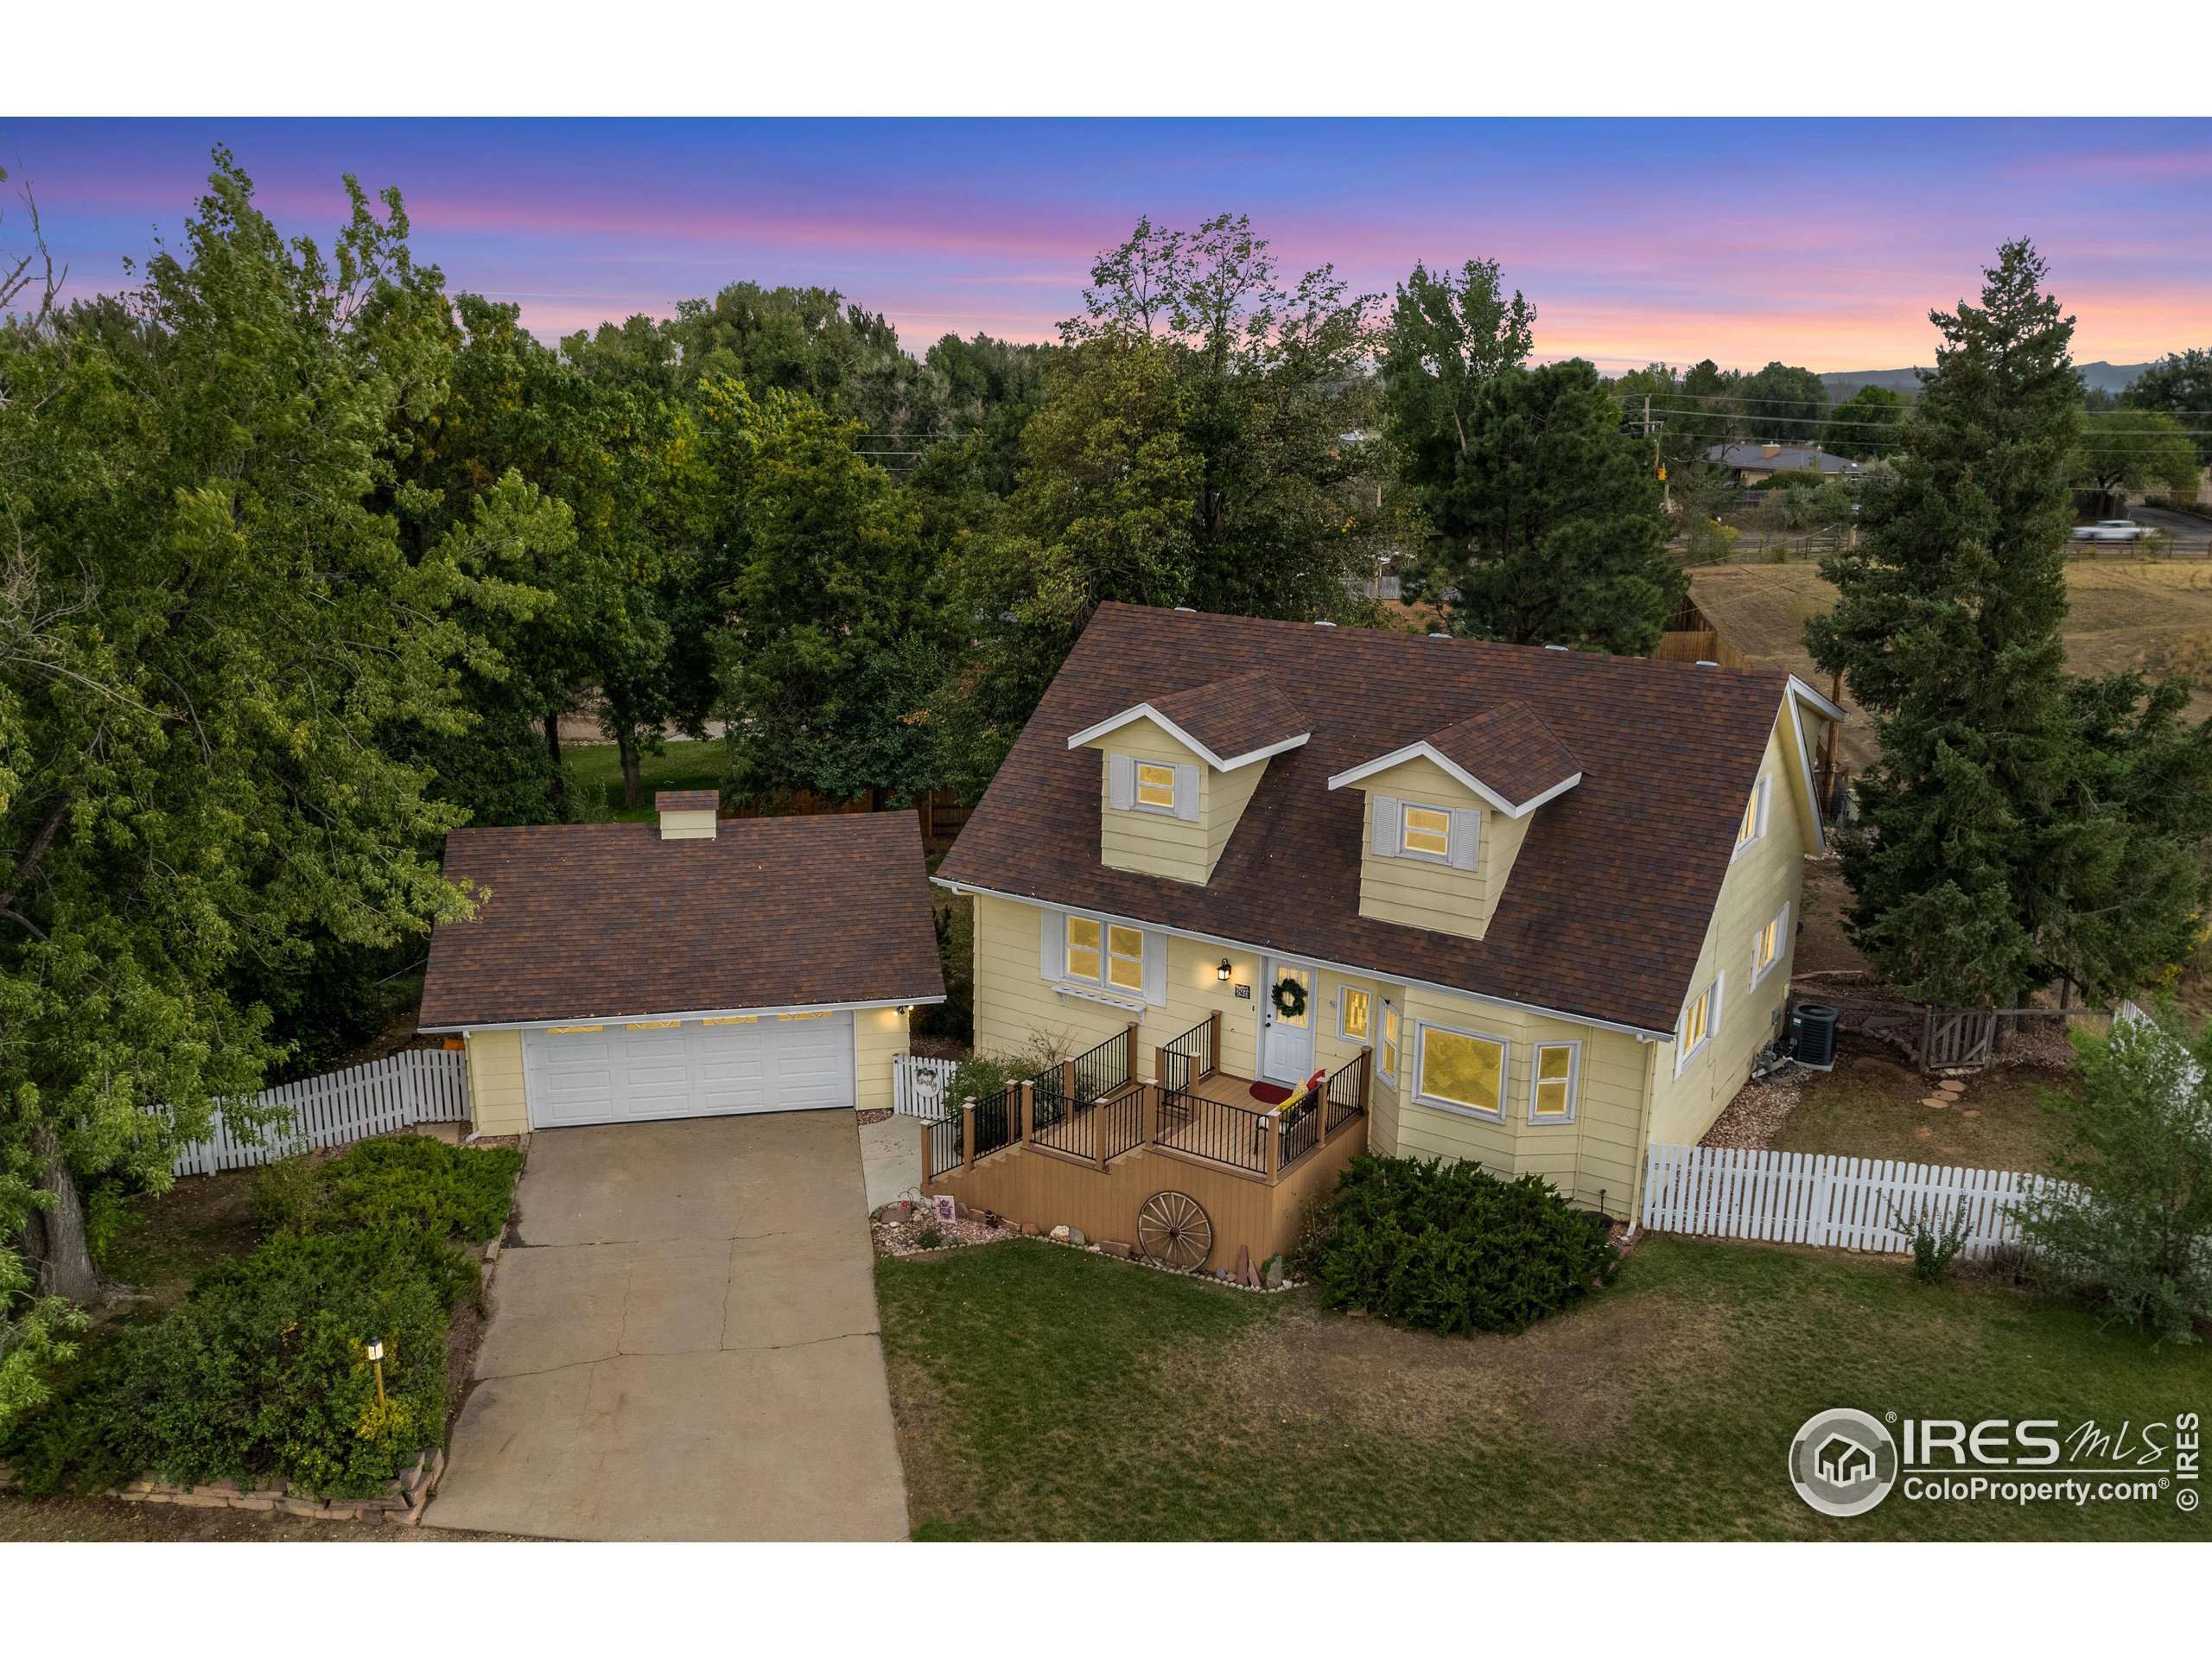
1217,957,1233,982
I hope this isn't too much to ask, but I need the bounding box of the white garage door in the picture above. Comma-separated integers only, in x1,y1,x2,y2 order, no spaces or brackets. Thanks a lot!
522,1013,855,1128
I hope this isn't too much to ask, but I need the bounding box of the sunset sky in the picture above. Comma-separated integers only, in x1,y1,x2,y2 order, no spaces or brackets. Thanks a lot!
4,118,2207,372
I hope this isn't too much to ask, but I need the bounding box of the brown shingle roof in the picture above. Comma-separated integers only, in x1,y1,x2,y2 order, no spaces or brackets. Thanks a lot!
1419,701,1582,811
420,813,944,1027
1140,671,1309,767
938,604,1796,1034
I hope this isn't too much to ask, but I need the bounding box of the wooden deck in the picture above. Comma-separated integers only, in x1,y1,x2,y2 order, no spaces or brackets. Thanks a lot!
922,1058,1372,1274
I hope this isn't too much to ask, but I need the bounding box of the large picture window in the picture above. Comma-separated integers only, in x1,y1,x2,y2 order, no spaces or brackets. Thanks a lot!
1414,1024,1508,1120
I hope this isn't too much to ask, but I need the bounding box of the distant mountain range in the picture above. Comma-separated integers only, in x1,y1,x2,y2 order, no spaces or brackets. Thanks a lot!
1821,361,2157,399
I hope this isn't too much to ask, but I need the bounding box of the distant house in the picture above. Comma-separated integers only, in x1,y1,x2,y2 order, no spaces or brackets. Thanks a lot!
1707,442,1863,488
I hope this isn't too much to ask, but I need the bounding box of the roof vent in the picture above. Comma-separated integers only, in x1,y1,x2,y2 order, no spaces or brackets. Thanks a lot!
1314,620,1336,627
1427,632,1451,640
656,790,720,840
1695,659,1719,668
1173,606,1197,614
1543,644,1567,651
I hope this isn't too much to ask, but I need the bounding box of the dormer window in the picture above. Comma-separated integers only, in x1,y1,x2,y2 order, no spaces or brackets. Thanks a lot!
1135,762,1178,811
1400,804,1452,861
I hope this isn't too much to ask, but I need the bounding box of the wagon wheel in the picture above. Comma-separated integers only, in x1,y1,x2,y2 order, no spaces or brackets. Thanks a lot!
1136,1191,1212,1269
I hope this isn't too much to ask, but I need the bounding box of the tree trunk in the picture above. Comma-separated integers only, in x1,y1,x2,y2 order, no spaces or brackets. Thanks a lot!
21,1124,99,1302
619,730,643,812
543,711,565,805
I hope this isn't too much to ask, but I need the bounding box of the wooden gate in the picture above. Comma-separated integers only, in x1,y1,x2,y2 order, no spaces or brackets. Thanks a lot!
1921,1007,1999,1070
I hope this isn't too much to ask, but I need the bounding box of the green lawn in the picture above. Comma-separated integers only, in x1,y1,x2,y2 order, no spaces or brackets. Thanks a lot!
1773,1052,2077,1176
876,1236,2209,1541
563,738,726,822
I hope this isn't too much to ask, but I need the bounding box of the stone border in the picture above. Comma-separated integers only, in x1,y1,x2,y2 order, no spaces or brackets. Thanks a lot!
98,1447,446,1527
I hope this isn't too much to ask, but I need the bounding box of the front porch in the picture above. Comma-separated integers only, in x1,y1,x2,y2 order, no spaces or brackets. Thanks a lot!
918,1019,1372,1274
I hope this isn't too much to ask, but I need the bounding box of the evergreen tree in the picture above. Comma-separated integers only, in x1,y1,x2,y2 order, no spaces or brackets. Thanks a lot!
1421,359,1683,654
1807,240,2212,1007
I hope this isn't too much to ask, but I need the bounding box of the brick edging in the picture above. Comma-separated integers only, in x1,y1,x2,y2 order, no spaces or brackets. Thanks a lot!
96,1447,446,1527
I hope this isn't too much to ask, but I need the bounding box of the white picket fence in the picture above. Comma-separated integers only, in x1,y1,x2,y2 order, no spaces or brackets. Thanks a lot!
892,1053,959,1121
171,1047,473,1177
1641,1141,2056,1259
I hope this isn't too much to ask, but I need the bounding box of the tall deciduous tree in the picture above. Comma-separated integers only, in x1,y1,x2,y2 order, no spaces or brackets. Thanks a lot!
1823,383,1905,459
1416,359,1683,654
2121,347,2212,465
2069,408,2200,509
1806,239,2212,1007
0,156,485,1313
1378,257,1536,531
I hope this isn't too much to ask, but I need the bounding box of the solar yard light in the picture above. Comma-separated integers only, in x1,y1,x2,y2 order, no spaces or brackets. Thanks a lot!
365,1338,386,1407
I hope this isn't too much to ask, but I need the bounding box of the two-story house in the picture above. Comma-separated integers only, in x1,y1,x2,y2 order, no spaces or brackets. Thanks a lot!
927,602,1842,1274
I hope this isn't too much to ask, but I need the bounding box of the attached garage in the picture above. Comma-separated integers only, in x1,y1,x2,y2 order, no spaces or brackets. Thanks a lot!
417,791,945,1135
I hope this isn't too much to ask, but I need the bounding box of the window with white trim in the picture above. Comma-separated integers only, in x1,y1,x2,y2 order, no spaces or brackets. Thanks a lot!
1529,1041,1579,1122
1733,776,1770,856
1751,902,1789,985
1414,1023,1508,1121
1065,914,1145,992
1382,1001,1401,1083
1675,974,1723,1075
1400,802,1452,861
1338,986,1372,1042
1135,761,1178,812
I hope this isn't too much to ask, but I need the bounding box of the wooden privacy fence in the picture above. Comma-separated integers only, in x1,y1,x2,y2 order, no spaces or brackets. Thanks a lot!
893,1053,959,1120
1641,1142,2056,1259
171,1047,472,1177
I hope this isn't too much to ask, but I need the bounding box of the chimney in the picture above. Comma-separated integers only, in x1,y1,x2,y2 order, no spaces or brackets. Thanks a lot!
1760,442,1782,459
656,790,719,840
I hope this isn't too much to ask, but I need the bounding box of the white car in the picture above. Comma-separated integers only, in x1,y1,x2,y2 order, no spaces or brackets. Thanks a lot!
2072,518,2146,543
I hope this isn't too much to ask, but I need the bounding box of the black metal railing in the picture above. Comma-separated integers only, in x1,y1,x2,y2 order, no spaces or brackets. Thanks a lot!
925,1115,965,1180
1159,1016,1216,1091
1030,1028,1134,1159
1159,1083,1270,1175
1324,1055,1368,1135
1072,1027,1130,1105
971,1083,1020,1160
1276,1085,1322,1171
1095,1088,1147,1163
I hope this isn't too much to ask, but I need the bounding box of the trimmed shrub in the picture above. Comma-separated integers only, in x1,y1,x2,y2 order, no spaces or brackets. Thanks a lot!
3,1135,521,1497
1298,1154,1618,1335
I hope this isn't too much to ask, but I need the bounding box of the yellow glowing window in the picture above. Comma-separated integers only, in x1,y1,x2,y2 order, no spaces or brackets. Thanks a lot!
1065,916,1102,982
1737,780,1765,848
1107,924,1145,990
1681,989,1711,1052
1402,804,1451,858
702,1015,759,1025
547,1025,603,1034
1532,1043,1576,1122
1340,987,1371,1041
1135,762,1177,809
1417,1027,1505,1116
1753,915,1780,977
626,1020,683,1030
1382,1003,1400,1077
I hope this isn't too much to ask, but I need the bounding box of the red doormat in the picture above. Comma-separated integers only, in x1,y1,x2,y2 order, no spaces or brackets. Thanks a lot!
1248,1082,1294,1106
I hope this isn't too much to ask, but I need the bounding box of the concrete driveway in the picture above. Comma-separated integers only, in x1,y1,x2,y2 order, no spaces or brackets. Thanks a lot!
427,1112,909,1541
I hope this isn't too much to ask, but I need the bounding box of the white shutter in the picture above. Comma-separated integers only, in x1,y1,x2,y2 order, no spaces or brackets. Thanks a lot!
1446,808,1480,871
1173,763,1199,821
1370,796,1402,857
1039,906,1062,981
1109,753,1135,810
1141,931,1167,1006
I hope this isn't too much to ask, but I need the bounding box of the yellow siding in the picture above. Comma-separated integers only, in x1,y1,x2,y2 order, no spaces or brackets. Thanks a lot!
465,1028,528,1135
1382,983,1648,1217
1091,718,1208,884
1348,754,1529,941
1205,757,1266,878
1646,718,1809,1153
852,1006,910,1114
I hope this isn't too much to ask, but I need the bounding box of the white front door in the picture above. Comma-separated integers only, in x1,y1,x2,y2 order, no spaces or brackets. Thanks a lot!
1260,960,1316,1084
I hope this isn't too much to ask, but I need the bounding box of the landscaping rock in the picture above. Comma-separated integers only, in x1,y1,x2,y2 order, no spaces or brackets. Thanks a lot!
1265,1256,1286,1289
276,1496,328,1517
384,1503,426,1528
1920,1097,1948,1109
1100,1240,1132,1259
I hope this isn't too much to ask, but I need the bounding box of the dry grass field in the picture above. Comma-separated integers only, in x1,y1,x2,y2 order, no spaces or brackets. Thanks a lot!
1687,560,2212,771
